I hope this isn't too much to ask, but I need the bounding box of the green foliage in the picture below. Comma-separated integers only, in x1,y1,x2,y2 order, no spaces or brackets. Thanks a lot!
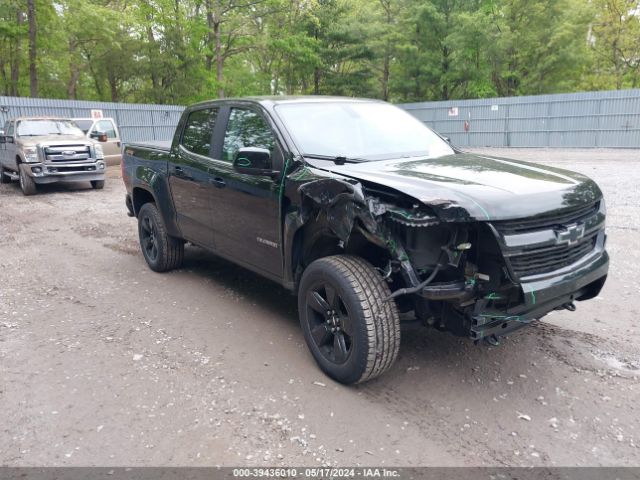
0,0,637,103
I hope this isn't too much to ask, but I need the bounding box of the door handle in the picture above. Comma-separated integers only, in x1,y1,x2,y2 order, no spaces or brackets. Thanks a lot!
173,166,192,180
210,177,226,188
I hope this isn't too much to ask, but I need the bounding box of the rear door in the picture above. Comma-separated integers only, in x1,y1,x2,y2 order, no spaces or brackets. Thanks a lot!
168,107,219,249
207,105,284,277
92,119,121,164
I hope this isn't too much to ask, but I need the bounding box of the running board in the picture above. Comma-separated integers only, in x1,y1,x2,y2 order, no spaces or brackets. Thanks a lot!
3,171,19,181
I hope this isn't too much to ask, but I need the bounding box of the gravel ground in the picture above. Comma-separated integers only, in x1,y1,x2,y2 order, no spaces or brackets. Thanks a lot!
1,149,639,467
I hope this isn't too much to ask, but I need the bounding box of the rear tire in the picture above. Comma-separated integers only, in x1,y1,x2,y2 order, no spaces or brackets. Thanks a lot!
91,180,105,189
137,202,184,272
298,255,400,384
19,164,37,196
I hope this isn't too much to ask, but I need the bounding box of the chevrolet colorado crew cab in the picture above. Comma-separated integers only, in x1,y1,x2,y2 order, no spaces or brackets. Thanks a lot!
122,96,608,384
0,117,106,195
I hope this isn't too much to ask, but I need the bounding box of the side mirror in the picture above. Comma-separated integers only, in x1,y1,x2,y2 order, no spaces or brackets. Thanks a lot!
91,131,108,142
233,147,278,178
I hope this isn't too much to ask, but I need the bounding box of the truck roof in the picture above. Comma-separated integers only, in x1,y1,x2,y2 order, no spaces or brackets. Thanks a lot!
72,117,115,121
190,95,383,109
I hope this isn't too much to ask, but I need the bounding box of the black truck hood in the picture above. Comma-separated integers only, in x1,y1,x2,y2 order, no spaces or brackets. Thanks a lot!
304,152,602,222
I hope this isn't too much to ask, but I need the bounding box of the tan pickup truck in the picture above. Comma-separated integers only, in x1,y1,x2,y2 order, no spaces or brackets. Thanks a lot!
0,117,106,195
72,117,122,165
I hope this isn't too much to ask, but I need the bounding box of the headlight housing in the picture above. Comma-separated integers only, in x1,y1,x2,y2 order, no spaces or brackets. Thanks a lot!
94,144,105,160
23,147,39,163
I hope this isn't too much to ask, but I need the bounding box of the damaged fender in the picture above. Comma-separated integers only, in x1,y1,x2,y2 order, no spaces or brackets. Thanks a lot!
285,171,442,290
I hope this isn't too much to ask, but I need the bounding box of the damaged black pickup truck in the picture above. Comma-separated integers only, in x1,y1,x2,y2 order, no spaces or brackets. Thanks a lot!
122,96,608,384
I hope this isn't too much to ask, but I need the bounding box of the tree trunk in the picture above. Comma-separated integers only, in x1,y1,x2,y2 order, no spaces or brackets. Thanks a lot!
27,0,37,97
205,0,215,71
86,53,104,100
1,63,8,96
146,22,159,93
313,28,320,94
67,65,80,99
108,69,118,102
441,47,449,100
382,44,390,101
10,9,22,96
215,20,224,98
67,40,79,99
380,1,391,101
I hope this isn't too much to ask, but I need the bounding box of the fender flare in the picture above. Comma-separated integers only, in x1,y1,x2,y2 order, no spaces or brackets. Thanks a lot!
131,182,182,239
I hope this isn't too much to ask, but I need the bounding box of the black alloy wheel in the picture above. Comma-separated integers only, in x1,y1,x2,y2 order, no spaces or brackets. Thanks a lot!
306,282,355,364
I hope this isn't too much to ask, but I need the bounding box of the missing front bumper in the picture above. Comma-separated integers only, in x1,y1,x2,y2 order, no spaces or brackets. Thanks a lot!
470,251,609,340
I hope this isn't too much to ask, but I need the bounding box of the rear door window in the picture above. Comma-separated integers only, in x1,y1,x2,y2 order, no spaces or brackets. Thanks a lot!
181,108,218,158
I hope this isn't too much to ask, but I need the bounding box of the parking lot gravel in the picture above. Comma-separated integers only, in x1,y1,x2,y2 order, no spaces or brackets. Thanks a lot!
1,148,639,467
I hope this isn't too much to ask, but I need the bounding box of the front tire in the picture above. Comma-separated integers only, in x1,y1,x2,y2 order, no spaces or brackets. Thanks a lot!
91,180,105,189
137,202,184,272
19,164,37,196
298,255,400,384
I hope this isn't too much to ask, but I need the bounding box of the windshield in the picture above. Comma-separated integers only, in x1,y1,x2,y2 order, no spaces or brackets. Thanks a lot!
275,101,454,161
73,119,93,133
17,119,84,137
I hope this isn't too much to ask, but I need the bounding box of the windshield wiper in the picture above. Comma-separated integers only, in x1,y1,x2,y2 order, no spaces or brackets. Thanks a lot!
302,153,365,165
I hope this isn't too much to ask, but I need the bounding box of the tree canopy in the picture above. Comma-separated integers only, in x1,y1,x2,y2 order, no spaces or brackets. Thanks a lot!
1,0,638,104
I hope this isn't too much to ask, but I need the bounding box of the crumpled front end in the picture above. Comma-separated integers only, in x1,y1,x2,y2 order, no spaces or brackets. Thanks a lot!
377,193,609,340
288,167,608,341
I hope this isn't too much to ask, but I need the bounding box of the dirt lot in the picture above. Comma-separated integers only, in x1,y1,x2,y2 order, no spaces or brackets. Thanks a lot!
1,149,639,467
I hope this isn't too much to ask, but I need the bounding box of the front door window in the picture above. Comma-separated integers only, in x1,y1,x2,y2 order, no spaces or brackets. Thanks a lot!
222,109,275,163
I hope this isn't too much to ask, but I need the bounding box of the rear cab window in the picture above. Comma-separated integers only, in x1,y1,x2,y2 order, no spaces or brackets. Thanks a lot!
74,119,94,133
180,108,219,158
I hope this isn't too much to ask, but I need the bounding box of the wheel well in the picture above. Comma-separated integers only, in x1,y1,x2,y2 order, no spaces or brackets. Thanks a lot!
292,220,390,285
132,188,155,216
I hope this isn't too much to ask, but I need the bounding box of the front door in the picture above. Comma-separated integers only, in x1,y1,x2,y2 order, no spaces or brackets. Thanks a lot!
0,121,8,166
168,107,219,248
92,119,121,164
208,106,283,277
1,121,17,171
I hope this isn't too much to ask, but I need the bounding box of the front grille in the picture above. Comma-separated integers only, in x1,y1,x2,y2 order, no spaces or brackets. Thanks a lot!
47,165,97,173
44,144,91,162
494,202,599,233
508,232,598,278
493,201,602,278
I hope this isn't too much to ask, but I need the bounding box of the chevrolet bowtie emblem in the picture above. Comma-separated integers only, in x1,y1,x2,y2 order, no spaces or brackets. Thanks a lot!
556,223,585,246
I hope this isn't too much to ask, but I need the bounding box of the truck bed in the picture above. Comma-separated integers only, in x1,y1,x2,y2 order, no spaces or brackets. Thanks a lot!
124,140,171,152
